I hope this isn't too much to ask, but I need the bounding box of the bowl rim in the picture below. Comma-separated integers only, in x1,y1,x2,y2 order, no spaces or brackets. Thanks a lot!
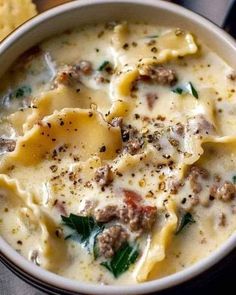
0,0,236,294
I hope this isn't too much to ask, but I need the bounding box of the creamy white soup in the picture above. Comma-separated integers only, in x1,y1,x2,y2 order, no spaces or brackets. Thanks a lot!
0,22,236,285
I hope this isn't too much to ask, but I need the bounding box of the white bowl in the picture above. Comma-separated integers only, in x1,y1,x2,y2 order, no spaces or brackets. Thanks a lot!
0,0,236,294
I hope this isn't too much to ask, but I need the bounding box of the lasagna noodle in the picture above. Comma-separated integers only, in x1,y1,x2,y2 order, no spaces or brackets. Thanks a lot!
112,23,198,68
136,199,177,282
0,174,68,271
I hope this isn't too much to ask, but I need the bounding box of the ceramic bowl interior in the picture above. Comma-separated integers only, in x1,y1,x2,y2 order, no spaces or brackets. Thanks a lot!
0,0,236,294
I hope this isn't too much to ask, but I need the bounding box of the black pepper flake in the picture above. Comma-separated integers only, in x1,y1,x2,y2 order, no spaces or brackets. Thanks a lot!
99,145,106,152
134,113,140,119
121,129,130,142
17,240,23,245
122,43,129,50
151,47,158,53
181,198,187,204
162,154,171,159
147,134,154,143
76,88,81,93
97,31,104,38
52,138,56,142
147,39,156,46
116,172,123,177
55,229,61,238
47,123,51,128
60,121,64,126
50,165,58,173
209,195,215,201
88,112,93,117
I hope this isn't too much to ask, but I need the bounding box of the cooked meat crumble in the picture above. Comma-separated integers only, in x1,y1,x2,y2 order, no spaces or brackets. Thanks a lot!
0,138,16,153
97,225,129,258
210,181,236,202
141,65,177,86
94,165,113,187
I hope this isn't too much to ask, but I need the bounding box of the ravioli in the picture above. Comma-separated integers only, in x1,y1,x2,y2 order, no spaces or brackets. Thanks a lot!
0,22,236,285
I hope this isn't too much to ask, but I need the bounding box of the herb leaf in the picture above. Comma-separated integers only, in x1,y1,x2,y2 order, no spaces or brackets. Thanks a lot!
14,86,32,98
175,212,195,235
172,87,184,95
98,61,110,71
186,82,198,99
232,175,236,184
61,214,103,251
172,82,199,99
101,242,139,277
145,34,159,39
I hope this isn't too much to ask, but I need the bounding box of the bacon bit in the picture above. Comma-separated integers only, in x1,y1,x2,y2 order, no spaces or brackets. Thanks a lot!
146,93,158,110
123,189,142,207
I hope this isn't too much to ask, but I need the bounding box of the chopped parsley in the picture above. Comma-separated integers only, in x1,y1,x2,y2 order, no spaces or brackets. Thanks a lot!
172,87,184,95
186,82,199,99
98,61,110,71
175,212,195,235
13,85,32,98
172,82,199,99
232,175,236,184
101,242,139,277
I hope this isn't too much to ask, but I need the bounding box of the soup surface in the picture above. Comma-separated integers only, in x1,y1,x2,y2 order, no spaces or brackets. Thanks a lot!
0,22,236,285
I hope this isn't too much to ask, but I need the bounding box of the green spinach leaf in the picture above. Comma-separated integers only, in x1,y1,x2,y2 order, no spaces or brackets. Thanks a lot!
98,61,110,71
101,242,139,277
172,82,198,99
61,214,103,253
175,212,195,235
